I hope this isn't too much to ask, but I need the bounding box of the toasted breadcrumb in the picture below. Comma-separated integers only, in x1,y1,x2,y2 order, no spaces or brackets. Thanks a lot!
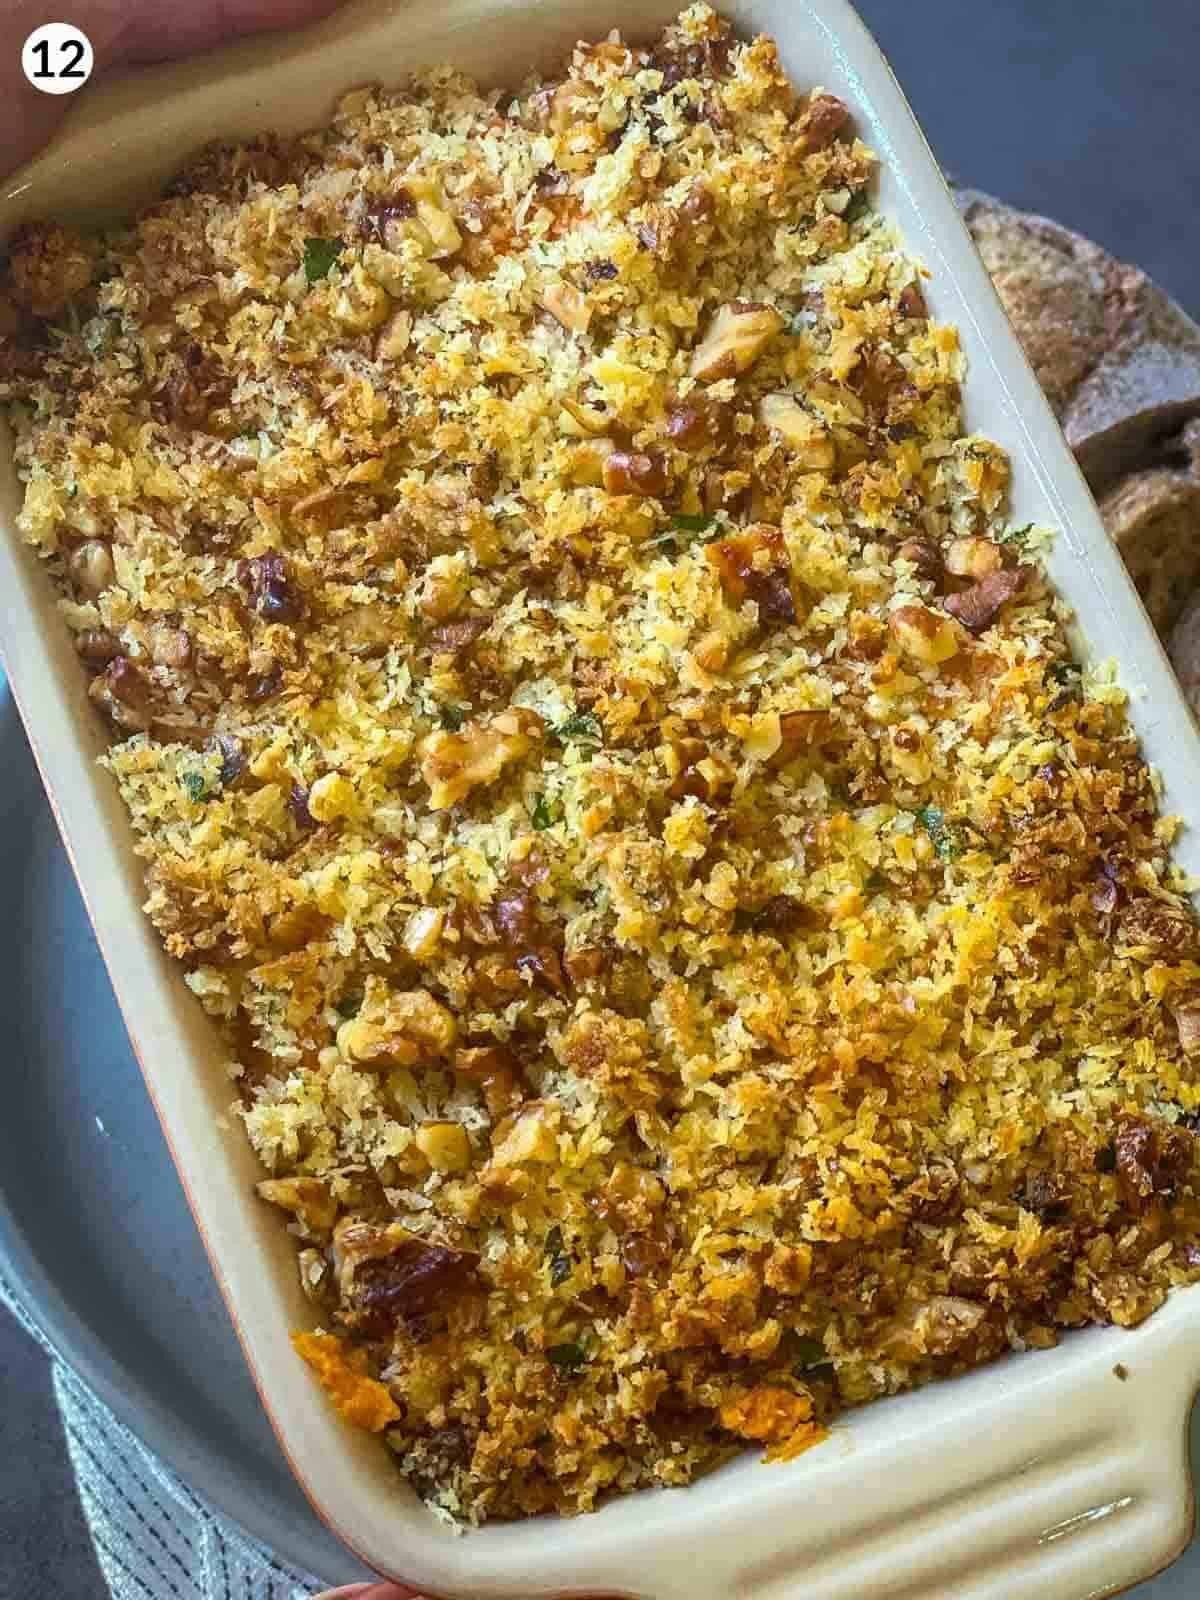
6,3,1200,1524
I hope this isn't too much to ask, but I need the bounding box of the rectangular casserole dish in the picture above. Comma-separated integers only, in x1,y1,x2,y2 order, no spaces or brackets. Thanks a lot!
3,0,1200,1594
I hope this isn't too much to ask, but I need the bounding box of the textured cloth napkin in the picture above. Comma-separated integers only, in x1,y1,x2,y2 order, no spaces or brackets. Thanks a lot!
0,1272,323,1600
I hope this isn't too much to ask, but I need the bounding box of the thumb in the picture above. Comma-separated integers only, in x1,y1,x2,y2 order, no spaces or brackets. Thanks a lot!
312,1586,429,1600
102,0,343,65
0,0,339,182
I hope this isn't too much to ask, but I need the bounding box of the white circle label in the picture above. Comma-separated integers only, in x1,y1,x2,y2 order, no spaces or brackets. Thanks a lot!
22,23,94,95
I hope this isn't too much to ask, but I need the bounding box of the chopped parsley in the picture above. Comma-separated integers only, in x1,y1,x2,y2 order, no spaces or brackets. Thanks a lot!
303,236,343,284
546,1340,588,1373
553,711,602,745
439,704,466,731
531,794,556,831
999,522,1035,550
782,1330,834,1379
181,771,209,803
916,804,965,863
646,513,718,556
843,188,872,224
334,992,363,1020
544,1225,573,1286
1048,662,1080,686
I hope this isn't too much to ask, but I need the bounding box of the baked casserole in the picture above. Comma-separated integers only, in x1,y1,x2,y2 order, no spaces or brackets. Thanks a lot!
5,2,1200,1525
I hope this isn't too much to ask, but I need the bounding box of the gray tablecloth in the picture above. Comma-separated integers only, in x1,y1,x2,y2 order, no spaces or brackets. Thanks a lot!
0,1271,323,1599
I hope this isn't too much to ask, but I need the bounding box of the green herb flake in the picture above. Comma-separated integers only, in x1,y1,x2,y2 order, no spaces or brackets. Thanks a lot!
916,804,964,863
788,1334,828,1370
82,316,115,357
181,771,209,804
553,711,602,746
999,522,1035,549
531,794,555,831
334,992,363,1020
303,236,344,284
544,1225,572,1287
646,514,719,557
439,704,466,731
843,189,872,224
1048,662,1080,686
546,1340,588,1373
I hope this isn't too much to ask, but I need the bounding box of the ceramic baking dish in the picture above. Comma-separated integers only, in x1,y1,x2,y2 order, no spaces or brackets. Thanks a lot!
3,0,1199,1594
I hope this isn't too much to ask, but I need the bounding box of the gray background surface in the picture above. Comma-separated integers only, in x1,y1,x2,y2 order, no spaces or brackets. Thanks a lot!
2,2,1198,1595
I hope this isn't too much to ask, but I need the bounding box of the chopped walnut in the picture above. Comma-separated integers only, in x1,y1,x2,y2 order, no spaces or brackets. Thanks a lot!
941,567,1026,634
668,737,735,802
337,978,458,1067
896,538,942,581
256,1176,338,1236
1173,1002,1200,1057
889,604,960,664
375,307,412,361
945,537,1004,580
419,706,544,810
88,657,152,731
690,301,784,382
415,1120,472,1173
1120,898,1197,957
664,404,710,449
237,551,303,624
758,393,835,468
794,92,851,155
403,906,445,960
148,623,192,669
74,629,121,667
707,523,796,625
7,222,96,318
69,540,114,597
406,177,462,257
603,449,669,498
1114,1114,1193,1212
332,1217,480,1333
539,279,592,333
453,1043,524,1118
429,615,490,654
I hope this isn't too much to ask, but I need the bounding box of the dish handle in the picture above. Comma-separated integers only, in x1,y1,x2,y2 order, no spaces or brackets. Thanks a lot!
623,1302,1200,1600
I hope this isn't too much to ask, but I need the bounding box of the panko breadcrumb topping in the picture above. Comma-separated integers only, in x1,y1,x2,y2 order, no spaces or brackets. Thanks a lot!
6,4,1200,1525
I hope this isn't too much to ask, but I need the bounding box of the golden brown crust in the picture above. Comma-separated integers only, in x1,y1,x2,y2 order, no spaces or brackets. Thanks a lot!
6,3,1200,1525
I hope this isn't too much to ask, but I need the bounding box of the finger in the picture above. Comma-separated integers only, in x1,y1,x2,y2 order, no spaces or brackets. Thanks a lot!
311,1585,428,1600
99,0,343,66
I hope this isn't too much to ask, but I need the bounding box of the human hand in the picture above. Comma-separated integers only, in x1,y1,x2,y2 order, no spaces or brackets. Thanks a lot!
311,1585,427,1599
0,0,340,180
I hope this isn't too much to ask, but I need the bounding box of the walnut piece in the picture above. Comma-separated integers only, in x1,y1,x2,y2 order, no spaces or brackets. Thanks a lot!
419,706,544,809
539,279,592,333
707,523,796,625
690,301,784,382
337,977,458,1067
942,567,1027,633
603,449,668,498
889,604,960,664
256,1176,338,1236
945,537,1003,580
758,393,835,468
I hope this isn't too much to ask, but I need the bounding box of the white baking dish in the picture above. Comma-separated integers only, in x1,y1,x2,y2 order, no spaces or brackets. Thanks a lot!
3,1,1199,1595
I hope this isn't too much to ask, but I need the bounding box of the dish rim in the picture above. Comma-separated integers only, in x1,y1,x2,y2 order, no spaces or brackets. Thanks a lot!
3,1,1200,1595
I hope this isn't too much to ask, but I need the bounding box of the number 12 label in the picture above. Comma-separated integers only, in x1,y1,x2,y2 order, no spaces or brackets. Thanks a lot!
23,23,94,95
